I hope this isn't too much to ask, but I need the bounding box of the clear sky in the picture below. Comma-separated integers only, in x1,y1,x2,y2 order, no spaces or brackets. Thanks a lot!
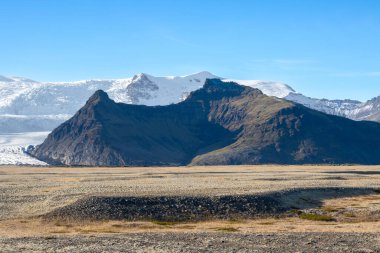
1,0,379,101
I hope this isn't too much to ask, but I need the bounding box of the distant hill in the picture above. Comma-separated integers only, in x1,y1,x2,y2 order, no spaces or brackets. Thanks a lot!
31,79,380,166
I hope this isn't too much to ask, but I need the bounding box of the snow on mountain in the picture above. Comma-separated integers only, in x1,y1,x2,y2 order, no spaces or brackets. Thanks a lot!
224,80,375,121
223,79,295,98
108,71,220,106
0,71,219,116
0,71,296,133
1,71,379,134
347,95,380,121
284,92,380,122
285,93,363,118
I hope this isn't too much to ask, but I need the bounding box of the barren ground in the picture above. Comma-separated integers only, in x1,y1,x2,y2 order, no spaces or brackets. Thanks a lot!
1,165,380,252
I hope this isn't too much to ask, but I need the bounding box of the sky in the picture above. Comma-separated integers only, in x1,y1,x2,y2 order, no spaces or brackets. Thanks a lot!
0,0,380,101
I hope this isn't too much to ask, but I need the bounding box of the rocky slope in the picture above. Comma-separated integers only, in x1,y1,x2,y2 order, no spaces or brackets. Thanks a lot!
31,79,380,166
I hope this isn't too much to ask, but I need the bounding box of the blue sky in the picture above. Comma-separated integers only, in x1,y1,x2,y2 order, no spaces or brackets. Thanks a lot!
1,0,379,101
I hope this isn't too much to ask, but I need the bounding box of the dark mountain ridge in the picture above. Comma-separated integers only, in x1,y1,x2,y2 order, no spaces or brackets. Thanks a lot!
31,79,380,166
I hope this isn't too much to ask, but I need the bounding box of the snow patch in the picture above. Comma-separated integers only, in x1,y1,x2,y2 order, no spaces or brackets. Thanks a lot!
223,79,295,98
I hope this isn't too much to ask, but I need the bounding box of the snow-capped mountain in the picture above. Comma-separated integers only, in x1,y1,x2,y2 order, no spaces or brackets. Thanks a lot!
0,72,217,117
223,79,380,122
347,95,380,121
0,71,300,133
222,79,380,122
1,71,380,133
285,93,380,121
1,71,380,165
285,93,363,118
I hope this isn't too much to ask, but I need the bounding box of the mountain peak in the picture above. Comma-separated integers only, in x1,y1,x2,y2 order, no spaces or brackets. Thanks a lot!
86,90,112,106
185,71,219,79
131,73,150,82
186,79,259,102
204,78,243,90
204,78,262,95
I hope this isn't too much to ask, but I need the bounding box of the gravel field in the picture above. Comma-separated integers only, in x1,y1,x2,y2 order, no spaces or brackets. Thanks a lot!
1,233,380,253
1,165,380,252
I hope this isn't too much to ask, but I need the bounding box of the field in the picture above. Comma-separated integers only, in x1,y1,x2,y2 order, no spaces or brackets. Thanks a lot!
1,165,380,252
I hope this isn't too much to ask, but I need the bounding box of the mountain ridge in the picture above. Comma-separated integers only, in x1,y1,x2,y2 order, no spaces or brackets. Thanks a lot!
0,71,380,136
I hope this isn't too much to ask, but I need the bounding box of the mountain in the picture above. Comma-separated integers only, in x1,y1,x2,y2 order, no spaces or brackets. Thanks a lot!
285,93,363,118
0,71,300,165
285,93,380,122
31,79,380,166
348,95,380,121
3,72,380,166
0,71,296,116
0,71,304,134
222,79,295,98
1,72,380,135
0,72,217,133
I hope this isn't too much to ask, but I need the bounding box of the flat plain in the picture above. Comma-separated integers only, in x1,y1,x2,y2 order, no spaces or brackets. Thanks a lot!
1,165,380,252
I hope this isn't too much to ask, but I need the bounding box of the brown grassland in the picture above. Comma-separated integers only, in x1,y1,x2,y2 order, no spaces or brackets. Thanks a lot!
1,165,380,237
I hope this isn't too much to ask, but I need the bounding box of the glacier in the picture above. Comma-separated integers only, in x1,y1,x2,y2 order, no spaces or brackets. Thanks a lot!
0,132,49,165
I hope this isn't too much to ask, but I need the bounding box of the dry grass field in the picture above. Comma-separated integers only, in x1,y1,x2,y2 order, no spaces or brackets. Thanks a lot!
1,165,380,252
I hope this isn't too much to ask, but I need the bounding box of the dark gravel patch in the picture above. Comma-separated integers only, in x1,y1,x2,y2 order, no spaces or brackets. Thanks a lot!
43,194,284,221
42,187,377,222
